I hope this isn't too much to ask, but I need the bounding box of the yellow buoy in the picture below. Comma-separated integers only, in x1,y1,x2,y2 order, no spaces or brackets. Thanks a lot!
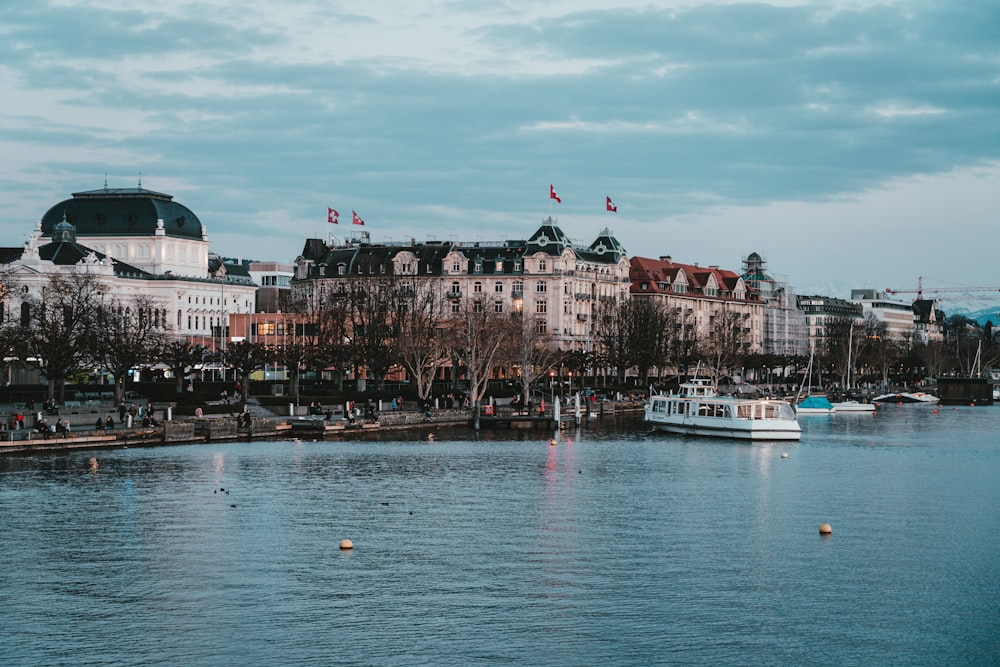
819,523,833,535
339,539,354,550
549,438,557,446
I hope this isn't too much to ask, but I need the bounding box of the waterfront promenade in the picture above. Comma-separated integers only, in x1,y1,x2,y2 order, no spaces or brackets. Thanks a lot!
0,395,644,454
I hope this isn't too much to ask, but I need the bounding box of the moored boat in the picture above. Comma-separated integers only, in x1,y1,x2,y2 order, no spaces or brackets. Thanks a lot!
645,378,801,441
872,391,940,405
796,395,835,414
831,399,877,413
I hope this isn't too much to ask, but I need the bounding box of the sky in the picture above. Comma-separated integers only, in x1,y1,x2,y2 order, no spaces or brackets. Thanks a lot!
1,0,999,303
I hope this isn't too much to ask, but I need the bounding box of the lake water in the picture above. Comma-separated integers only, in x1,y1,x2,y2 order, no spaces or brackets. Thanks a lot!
2,406,998,666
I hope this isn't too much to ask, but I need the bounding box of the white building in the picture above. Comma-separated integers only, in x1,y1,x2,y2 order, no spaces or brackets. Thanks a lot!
850,288,917,342
1,185,257,343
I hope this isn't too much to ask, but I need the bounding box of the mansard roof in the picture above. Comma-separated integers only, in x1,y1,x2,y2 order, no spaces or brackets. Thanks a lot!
524,217,573,256
296,221,627,280
577,228,627,264
40,185,205,241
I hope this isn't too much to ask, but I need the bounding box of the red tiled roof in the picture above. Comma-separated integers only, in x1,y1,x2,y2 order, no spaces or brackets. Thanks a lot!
629,256,759,301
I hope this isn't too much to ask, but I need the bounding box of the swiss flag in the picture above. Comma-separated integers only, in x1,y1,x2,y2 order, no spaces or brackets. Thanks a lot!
327,207,339,223
549,184,561,203
352,210,365,226
606,196,617,213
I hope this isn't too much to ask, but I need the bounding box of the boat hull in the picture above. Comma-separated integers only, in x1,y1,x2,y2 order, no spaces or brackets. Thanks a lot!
832,401,876,413
648,420,801,441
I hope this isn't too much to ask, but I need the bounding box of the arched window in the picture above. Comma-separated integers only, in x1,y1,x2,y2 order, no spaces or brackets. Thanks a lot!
20,302,30,327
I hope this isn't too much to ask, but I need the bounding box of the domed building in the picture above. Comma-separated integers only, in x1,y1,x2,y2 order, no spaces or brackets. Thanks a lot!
39,184,210,277
2,183,257,347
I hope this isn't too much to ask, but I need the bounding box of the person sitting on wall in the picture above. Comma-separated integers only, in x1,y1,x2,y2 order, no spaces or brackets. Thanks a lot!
95,417,105,431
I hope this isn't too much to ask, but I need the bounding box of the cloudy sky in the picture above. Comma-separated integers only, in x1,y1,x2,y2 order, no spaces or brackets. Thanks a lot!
2,0,998,300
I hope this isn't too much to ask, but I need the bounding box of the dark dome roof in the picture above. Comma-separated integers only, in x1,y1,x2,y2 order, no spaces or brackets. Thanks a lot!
39,186,204,240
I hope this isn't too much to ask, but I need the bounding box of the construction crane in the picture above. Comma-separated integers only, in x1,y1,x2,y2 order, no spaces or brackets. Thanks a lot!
885,276,1000,301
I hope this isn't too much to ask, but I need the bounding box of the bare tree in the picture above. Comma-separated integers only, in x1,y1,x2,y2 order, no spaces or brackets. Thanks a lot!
858,314,903,387
393,279,451,401
502,312,562,406
450,300,516,428
225,340,268,409
159,339,209,394
703,309,748,378
593,297,675,385
96,295,168,403
345,278,402,392
18,271,103,402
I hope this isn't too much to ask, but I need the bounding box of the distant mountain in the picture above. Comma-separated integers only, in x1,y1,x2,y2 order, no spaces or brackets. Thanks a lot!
947,304,1000,326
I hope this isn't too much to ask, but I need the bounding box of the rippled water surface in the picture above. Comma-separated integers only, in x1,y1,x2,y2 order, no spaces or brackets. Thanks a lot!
2,406,999,665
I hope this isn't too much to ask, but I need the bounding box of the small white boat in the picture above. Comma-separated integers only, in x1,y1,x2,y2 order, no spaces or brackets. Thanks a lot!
796,395,835,415
831,400,877,413
646,378,801,441
872,392,940,405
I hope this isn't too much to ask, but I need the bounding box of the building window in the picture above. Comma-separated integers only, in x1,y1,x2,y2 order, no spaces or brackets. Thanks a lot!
536,281,547,293
513,281,523,296
452,261,462,272
495,260,503,272
494,301,503,313
474,261,482,272
474,301,483,313
473,281,483,294
449,281,461,297
494,281,503,293
513,261,521,272
536,300,547,314
536,320,547,334
451,301,460,313
538,259,547,271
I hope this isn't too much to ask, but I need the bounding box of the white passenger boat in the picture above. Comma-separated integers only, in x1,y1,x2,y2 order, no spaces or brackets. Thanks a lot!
645,378,801,441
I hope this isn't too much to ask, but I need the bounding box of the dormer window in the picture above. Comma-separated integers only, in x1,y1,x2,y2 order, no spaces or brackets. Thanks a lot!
538,259,547,271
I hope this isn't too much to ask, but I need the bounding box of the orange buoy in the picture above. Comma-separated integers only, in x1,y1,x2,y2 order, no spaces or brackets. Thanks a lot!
339,539,353,550
819,523,832,535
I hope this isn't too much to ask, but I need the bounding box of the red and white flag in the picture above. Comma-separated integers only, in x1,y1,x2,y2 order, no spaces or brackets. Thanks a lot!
549,184,561,203
327,207,339,224
352,210,365,226
606,196,617,213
